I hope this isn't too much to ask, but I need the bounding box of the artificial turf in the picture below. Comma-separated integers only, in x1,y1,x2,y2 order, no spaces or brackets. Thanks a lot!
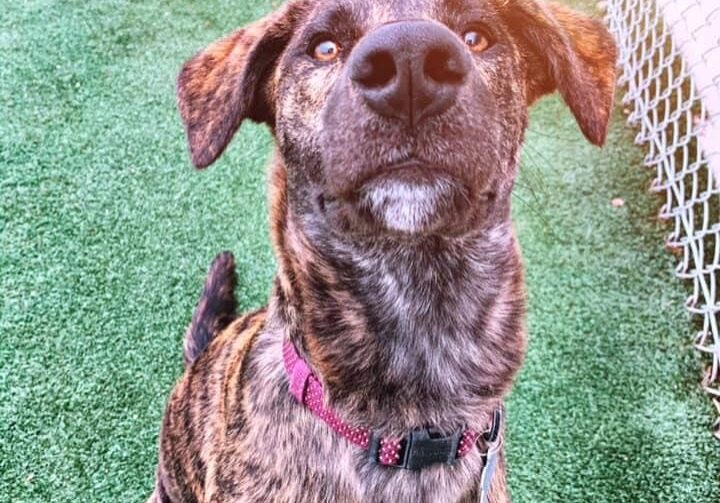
1,0,718,501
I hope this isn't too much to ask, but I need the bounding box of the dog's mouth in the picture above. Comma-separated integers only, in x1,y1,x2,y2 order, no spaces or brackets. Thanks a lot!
329,161,477,235
356,161,459,189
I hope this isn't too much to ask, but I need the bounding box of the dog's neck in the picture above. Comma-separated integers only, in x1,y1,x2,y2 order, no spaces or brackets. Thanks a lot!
268,164,526,434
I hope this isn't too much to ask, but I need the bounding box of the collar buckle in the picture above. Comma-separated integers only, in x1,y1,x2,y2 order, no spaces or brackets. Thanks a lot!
370,428,463,470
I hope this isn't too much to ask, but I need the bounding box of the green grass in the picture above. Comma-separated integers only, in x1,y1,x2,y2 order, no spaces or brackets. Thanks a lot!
1,0,717,501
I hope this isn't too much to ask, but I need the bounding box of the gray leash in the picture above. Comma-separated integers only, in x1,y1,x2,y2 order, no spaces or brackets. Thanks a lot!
478,434,503,503
477,407,504,503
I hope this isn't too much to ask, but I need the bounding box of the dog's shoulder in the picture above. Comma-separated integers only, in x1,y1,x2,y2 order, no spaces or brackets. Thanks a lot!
155,308,267,502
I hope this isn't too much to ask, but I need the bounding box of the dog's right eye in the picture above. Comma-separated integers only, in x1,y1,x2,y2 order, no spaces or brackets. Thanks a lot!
310,39,342,62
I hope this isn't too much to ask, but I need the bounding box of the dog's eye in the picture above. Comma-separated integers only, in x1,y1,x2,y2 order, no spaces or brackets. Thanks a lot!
463,29,491,53
311,39,341,62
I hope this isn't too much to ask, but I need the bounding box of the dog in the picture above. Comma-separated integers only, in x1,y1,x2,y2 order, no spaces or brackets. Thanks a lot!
148,0,616,501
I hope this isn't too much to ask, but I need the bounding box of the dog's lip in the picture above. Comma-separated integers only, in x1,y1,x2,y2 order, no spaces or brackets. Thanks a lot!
356,160,458,192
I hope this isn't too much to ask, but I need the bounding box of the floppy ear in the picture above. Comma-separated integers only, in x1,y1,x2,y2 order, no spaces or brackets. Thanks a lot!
177,4,302,168
502,1,618,146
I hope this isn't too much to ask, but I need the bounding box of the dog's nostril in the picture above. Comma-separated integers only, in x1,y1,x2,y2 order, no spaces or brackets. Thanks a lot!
424,48,466,85
353,51,396,89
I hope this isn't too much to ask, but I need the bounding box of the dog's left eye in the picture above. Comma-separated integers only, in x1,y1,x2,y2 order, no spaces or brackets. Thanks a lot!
462,29,492,53
310,39,342,62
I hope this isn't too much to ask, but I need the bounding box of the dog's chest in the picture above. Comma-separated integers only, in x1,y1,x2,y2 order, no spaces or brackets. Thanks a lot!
206,332,486,503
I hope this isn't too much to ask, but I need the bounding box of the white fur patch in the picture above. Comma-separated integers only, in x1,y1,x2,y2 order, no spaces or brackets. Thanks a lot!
360,177,454,234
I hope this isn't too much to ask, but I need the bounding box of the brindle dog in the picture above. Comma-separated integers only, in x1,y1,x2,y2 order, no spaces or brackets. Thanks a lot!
148,0,616,501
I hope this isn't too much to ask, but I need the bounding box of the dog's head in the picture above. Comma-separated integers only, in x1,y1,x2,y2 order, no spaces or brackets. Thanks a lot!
178,0,616,237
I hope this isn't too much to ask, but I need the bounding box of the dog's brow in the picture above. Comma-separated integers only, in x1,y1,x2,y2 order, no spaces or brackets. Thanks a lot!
435,0,499,26
304,3,359,36
444,0,473,13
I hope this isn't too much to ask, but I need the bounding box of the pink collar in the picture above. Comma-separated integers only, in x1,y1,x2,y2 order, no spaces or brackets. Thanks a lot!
282,340,501,470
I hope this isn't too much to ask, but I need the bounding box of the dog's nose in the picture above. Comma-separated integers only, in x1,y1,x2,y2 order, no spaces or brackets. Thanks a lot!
350,21,470,128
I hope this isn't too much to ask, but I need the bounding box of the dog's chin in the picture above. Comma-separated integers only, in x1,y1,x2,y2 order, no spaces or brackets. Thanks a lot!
357,176,462,235
327,166,473,237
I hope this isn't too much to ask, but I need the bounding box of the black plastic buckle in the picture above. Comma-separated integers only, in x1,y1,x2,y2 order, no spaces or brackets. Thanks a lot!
369,428,463,470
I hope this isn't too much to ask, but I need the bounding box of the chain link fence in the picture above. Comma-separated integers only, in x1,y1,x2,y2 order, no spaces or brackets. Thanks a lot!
603,0,720,434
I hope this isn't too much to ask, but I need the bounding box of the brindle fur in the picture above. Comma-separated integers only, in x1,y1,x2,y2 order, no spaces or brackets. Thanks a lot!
149,1,616,501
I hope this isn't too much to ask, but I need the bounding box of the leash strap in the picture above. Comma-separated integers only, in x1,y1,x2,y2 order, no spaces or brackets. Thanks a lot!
478,408,503,503
282,340,496,470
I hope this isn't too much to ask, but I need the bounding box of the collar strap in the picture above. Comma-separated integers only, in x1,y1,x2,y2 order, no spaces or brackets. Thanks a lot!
282,340,502,470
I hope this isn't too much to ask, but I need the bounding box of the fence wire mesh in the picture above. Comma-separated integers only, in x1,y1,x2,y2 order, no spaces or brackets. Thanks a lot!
604,0,720,433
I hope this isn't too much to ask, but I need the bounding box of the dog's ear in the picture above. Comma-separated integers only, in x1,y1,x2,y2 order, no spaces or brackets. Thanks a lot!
502,1,618,146
177,4,303,168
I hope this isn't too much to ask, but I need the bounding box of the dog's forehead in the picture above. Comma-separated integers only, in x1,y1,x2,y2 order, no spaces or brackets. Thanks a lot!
305,0,502,24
